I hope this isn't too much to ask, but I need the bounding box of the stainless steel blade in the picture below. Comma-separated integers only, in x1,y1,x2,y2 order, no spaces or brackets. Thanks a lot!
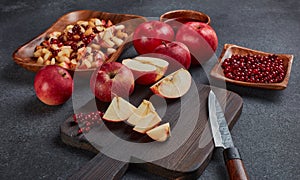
208,90,234,149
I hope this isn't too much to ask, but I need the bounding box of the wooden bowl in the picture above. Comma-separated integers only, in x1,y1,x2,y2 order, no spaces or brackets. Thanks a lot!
160,9,211,25
160,9,211,24
210,44,293,90
12,10,147,72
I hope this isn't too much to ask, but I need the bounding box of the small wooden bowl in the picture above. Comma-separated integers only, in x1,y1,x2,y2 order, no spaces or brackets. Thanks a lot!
210,44,293,90
160,10,211,34
12,10,147,72
160,9,211,25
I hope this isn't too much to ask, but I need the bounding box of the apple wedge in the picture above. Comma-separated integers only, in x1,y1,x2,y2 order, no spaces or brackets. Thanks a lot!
133,110,162,134
103,96,136,122
146,123,171,142
127,100,155,126
150,68,192,98
122,56,169,85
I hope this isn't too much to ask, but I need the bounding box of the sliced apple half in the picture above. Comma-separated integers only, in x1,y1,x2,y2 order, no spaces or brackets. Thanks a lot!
146,123,171,142
122,56,169,85
150,68,192,98
133,111,162,134
127,100,155,126
103,96,136,122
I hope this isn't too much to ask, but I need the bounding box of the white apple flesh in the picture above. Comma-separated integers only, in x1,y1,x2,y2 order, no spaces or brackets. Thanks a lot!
133,111,162,134
127,100,156,126
150,68,192,98
103,96,137,122
122,56,169,85
146,122,171,142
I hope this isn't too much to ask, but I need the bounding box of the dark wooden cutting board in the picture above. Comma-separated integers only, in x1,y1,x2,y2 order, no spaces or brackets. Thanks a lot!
60,79,243,179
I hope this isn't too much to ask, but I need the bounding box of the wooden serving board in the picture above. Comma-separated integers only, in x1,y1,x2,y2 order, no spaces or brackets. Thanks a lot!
60,81,243,179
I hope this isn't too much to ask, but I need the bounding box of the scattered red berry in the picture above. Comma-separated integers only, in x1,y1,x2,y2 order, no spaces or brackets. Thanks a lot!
73,111,103,135
221,54,286,83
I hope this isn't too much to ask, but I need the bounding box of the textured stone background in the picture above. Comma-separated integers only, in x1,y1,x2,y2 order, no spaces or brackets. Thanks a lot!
0,0,299,179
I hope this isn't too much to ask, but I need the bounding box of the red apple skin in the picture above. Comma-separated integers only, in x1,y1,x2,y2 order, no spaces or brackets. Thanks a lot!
175,22,218,65
133,21,175,55
153,41,191,69
90,62,135,102
131,70,160,85
34,65,73,105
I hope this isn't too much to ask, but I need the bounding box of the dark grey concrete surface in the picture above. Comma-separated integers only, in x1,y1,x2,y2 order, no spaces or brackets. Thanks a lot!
1,0,300,179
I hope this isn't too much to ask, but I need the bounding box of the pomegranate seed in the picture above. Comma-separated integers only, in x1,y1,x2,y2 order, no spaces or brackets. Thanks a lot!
64,41,73,46
50,49,60,56
50,38,59,44
58,42,63,47
72,24,81,34
78,128,83,134
93,27,100,33
71,43,78,51
58,34,64,42
73,111,103,135
221,54,286,83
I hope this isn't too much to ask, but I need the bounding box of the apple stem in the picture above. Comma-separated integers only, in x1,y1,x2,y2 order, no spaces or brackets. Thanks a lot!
109,72,116,79
162,41,167,47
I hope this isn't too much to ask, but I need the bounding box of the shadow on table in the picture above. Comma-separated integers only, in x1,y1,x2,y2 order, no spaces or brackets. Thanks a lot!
21,97,63,117
224,83,284,103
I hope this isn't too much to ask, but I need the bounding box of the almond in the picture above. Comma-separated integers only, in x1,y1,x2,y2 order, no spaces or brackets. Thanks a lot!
37,56,44,65
106,48,116,56
111,36,124,46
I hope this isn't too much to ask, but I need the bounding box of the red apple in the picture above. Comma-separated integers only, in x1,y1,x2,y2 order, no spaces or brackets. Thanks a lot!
90,62,135,102
34,65,73,105
153,41,191,69
175,22,218,65
133,21,174,54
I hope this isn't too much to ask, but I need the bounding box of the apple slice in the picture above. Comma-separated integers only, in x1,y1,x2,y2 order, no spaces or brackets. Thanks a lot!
133,111,162,134
103,96,136,122
150,68,192,98
146,123,171,142
127,100,156,126
122,56,169,85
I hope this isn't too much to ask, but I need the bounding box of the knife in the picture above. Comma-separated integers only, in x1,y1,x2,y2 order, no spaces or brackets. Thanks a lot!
208,90,249,180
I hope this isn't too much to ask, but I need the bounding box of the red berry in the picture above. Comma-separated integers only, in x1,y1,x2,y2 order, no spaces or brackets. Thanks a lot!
73,111,103,135
221,54,286,83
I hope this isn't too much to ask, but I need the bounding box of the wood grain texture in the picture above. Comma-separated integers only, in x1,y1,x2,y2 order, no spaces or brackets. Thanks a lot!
60,83,243,179
69,153,129,180
12,10,147,72
226,159,249,180
210,44,293,90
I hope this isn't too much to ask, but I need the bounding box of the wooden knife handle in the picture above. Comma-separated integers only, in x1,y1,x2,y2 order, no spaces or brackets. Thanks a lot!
223,147,249,180
69,153,129,180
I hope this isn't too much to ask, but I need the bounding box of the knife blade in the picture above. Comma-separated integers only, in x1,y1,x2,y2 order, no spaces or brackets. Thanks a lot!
208,90,249,180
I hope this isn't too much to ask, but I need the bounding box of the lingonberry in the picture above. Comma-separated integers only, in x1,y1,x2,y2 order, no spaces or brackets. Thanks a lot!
221,54,286,83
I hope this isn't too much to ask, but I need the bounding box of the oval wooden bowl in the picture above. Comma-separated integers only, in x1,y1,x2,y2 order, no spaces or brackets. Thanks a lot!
210,44,293,90
160,9,211,25
12,10,147,72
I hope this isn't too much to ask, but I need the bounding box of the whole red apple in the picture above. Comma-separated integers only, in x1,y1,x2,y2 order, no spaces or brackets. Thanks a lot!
90,62,135,102
175,22,218,65
153,41,191,69
34,65,73,105
133,20,175,54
